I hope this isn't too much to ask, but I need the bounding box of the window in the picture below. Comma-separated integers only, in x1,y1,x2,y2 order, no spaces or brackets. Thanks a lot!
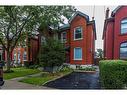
74,47,82,60
17,51,21,63
121,19,127,34
120,42,127,59
41,36,46,44
23,51,27,61
74,27,83,40
0,53,2,61
61,32,67,43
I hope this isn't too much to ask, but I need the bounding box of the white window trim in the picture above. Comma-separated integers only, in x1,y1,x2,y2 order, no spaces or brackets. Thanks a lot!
74,47,82,60
61,32,67,43
74,27,83,41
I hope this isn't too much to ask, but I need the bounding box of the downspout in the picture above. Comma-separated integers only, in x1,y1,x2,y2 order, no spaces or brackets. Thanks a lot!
112,20,115,59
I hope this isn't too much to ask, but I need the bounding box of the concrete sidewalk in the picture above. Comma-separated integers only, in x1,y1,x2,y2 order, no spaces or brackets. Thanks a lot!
1,80,44,89
0,73,53,89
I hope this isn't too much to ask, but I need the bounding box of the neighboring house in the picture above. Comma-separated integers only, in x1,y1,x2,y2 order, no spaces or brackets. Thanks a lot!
3,34,40,64
103,6,127,60
60,11,97,66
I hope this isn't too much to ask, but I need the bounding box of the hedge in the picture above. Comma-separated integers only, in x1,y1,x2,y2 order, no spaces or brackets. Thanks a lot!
99,60,127,89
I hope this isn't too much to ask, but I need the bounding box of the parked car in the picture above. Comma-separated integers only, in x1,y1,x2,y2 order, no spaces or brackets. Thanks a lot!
0,61,4,86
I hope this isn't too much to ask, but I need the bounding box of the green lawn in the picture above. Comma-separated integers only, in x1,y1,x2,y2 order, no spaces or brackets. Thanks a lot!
4,67,41,80
19,68,73,86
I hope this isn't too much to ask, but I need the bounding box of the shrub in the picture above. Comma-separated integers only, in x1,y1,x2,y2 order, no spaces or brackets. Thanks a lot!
24,61,34,68
78,66,96,71
40,38,66,72
99,60,127,89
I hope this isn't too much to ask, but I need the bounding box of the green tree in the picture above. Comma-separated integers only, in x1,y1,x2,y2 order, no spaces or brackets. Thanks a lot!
40,38,66,73
97,49,103,59
0,6,75,72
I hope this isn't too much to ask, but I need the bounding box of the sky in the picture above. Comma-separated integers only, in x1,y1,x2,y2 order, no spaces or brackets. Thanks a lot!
75,6,117,51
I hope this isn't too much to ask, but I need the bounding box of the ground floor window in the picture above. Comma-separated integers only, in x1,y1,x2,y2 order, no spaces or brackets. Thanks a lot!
74,47,82,60
0,53,2,61
23,51,27,61
17,51,21,63
120,42,127,59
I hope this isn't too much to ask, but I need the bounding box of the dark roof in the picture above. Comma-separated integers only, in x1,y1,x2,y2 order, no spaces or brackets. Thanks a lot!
68,11,89,23
60,11,90,31
59,11,96,40
59,24,70,31
111,6,123,17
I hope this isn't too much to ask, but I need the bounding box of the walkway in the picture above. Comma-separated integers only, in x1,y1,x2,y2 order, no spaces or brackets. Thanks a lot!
1,73,52,89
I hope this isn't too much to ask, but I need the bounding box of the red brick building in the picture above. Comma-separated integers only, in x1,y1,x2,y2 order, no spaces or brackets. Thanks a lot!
3,34,40,64
60,11,96,66
103,6,127,60
1,11,96,66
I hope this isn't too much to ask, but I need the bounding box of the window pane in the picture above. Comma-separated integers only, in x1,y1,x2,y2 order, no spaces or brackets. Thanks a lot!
74,48,82,59
62,32,66,40
23,51,27,60
75,28,81,34
121,19,127,23
63,32,66,39
121,42,127,47
75,33,82,39
120,42,127,59
121,19,127,34
121,28,127,34
61,32,67,43
74,27,82,39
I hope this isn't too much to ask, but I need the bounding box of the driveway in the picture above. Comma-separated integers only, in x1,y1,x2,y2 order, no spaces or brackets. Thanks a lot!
44,71,100,89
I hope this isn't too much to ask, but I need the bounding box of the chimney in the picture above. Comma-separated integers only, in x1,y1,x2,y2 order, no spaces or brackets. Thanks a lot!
92,17,94,20
105,7,109,19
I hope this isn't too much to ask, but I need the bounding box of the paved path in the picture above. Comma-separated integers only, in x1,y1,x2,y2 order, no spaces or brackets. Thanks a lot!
44,71,100,89
0,73,52,89
1,80,47,89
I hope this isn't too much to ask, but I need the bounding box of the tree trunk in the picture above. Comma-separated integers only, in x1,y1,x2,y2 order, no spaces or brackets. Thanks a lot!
6,51,11,71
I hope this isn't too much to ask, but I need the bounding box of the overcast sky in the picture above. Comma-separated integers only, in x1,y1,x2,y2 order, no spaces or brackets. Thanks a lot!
75,6,117,51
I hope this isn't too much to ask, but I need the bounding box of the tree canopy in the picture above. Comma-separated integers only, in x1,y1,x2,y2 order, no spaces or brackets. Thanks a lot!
0,6,76,71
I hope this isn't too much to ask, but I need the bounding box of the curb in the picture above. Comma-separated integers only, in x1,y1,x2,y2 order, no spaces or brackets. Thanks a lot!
74,70,96,73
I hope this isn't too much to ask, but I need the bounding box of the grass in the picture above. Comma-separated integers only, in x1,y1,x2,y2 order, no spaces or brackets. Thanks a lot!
3,67,41,80
19,67,73,86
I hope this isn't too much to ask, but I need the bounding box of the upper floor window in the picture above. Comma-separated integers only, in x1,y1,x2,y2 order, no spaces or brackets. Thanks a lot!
74,47,82,60
121,19,127,34
120,42,127,59
61,32,67,43
74,27,83,40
